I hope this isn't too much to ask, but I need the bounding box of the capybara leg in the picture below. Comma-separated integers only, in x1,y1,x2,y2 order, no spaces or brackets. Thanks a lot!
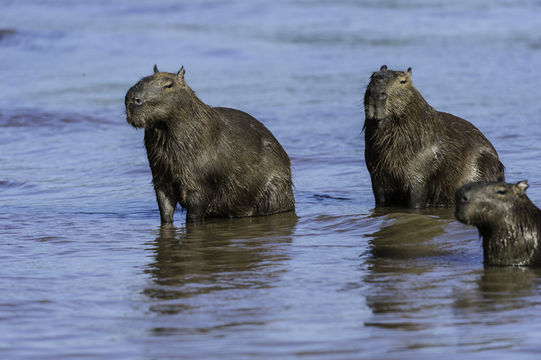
186,202,209,222
409,185,428,208
156,187,176,224
186,212,202,222
372,183,387,206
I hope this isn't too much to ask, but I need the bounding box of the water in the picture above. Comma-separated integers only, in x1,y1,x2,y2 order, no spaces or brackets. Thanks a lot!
1,0,541,358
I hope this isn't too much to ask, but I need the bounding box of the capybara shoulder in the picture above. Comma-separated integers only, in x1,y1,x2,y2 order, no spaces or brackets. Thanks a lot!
125,65,295,223
363,65,504,208
455,180,541,266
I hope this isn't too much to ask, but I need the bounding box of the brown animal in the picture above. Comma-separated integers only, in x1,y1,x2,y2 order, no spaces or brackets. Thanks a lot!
455,180,541,266
363,65,505,208
125,65,295,223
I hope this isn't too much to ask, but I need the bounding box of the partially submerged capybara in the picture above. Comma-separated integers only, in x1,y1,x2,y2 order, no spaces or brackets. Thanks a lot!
363,65,505,208
125,65,295,223
455,180,541,266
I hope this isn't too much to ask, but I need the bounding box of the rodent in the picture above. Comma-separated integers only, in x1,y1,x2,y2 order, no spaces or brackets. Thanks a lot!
363,65,505,208
125,65,295,223
455,180,541,266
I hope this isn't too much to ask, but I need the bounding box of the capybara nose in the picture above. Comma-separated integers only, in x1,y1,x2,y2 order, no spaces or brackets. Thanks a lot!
379,92,387,100
460,192,469,203
134,97,143,106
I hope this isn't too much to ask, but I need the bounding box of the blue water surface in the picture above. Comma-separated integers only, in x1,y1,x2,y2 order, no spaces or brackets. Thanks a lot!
1,1,541,359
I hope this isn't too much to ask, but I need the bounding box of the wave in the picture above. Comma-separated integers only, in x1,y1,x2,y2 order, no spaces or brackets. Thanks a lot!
0,108,116,128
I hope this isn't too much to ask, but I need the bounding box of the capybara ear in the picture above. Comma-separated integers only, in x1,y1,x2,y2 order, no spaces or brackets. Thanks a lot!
153,64,159,74
516,180,529,194
407,67,412,75
380,65,388,72
177,66,186,82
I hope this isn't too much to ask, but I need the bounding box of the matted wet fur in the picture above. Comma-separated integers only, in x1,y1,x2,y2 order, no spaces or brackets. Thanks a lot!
125,65,294,223
455,180,541,266
363,65,505,208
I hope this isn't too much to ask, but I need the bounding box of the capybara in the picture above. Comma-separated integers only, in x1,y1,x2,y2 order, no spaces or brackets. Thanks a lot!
363,65,505,208
455,180,541,266
125,65,295,223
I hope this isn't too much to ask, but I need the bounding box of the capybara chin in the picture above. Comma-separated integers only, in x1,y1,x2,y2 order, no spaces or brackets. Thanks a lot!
363,65,505,208
125,65,295,223
455,180,541,266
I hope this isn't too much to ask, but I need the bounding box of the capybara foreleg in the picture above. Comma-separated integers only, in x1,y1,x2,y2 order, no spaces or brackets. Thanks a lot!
156,187,176,224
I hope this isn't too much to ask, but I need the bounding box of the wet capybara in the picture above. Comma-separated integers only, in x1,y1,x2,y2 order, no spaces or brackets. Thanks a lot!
455,180,541,266
125,65,295,223
363,65,505,208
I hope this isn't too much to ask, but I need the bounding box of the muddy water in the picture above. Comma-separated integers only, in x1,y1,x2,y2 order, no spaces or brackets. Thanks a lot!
1,1,541,359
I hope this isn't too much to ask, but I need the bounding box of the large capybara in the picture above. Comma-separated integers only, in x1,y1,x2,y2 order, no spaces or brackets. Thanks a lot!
125,65,295,223
363,65,505,208
455,180,541,266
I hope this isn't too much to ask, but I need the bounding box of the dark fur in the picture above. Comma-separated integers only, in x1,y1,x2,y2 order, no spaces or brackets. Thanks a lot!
363,65,505,208
455,180,541,266
125,65,294,223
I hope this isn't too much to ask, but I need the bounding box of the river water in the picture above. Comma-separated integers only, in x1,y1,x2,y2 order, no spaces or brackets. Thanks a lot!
2,1,541,359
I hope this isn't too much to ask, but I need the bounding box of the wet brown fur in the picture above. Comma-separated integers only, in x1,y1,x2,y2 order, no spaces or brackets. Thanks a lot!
125,65,294,223
363,65,505,208
455,181,541,266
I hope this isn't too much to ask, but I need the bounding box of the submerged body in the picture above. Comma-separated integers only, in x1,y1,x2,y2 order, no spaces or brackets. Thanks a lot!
125,65,295,223
363,65,505,208
455,180,541,266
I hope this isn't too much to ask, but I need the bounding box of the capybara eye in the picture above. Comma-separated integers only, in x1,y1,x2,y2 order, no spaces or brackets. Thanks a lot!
163,83,173,89
400,79,407,84
497,189,507,195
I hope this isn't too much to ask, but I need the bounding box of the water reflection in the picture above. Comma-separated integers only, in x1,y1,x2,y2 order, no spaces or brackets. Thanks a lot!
366,208,455,261
362,209,459,332
456,266,541,313
450,266,541,352
144,212,298,315
362,208,541,352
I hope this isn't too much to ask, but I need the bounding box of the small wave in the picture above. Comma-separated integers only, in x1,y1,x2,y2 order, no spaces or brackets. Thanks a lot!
0,27,68,52
0,109,113,128
313,193,351,201
0,28,16,42
273,31,418,47
0,180,35,191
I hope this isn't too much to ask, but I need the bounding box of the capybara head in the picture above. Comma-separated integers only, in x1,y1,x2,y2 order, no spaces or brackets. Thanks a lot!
364,65,414,122
455,180,541,266
455,180,529,227
125,65,193,128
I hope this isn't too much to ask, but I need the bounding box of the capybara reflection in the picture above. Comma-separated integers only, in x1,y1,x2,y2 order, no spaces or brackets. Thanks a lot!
363,65,504,208
455,180,541,266
125,65,294,223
